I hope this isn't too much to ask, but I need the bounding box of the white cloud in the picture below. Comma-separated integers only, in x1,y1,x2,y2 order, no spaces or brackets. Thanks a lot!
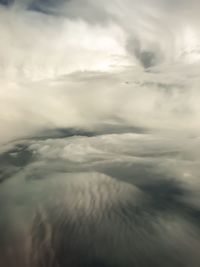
0,2,200,144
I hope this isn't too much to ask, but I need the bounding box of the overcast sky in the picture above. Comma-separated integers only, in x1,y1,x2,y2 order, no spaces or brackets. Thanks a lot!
1,2,200,267
0,0,200,143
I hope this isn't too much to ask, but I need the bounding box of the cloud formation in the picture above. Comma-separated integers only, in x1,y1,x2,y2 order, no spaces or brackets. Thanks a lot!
0,0,200,144
1,133,200,267
0,1,200,267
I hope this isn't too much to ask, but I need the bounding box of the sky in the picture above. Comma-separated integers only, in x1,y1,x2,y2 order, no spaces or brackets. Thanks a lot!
0,0,200,143
0,1,200,267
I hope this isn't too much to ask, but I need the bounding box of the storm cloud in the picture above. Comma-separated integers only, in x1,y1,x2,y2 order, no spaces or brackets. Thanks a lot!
0,1,200,267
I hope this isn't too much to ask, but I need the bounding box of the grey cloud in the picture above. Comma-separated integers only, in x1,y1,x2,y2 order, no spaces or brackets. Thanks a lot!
1,1,200,266
0,137,200,266
2,0,200,68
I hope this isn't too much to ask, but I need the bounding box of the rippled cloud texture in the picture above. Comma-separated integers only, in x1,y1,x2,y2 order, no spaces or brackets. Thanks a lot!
0,1,200,267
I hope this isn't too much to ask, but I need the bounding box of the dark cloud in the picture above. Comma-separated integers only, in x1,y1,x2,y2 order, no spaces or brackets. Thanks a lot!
0,133,200,266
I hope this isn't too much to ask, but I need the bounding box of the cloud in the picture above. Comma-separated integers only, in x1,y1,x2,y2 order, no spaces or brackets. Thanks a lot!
0,2,200,266
1,145,200,266
1,66,200,144
0,0,200,145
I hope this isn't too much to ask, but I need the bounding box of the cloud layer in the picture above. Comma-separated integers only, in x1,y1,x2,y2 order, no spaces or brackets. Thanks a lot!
0,1,200,144
0,1,200,267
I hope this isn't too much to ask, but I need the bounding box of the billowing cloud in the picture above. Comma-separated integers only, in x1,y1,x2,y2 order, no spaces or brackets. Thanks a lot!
1,133,200,266
0,1,200,267
0,0,200,144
